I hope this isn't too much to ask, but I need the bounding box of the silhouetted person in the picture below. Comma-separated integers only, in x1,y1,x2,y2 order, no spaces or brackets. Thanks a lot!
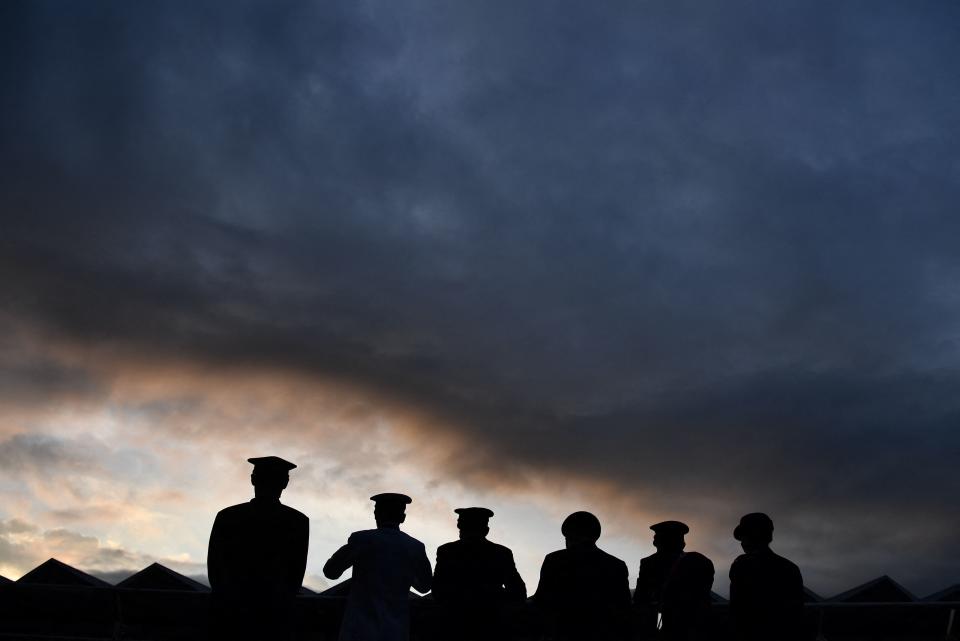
729,513,804,641
634,521,714,640
323,493,432,641
432,507,527,640
207,456,309,641
534,511,631,641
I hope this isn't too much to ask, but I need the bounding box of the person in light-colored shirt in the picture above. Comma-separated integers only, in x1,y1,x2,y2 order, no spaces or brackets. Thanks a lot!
323,493,432,641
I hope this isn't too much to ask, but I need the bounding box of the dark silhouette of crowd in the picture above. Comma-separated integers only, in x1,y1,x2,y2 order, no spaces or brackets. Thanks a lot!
208,457,807,641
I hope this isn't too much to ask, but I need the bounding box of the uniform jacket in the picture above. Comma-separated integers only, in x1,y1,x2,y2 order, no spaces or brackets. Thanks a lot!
208,499,309,599
534,545,632,641
634,550,684,606
729,548,804,641
432,537,527,606
324,527,432,641
207,499,309,640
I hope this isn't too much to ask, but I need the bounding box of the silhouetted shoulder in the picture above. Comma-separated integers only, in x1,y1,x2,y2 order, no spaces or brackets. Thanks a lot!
488,540,515,558
730,549,803,603
216,502,252,518
768,553,801,579
730,554,744,570
597,547,628,572
678,551,714,573
400,530,427,550
348,528,425,550
543,549,565,563
731,550,799,576
346,528,377,544
405,531,425,544
277,504,308,524
437,541,457,555
212,502,256,528
775,553,800,575
283,504,308,518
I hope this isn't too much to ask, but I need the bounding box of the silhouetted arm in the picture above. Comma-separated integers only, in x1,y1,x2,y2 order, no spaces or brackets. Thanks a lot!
411,542,432,594
610,559,633,641
207,512,225,591
633,558,660,636
615,560,632,610
502,550,527,602
728,557,741,604
532,554,561,640
323,534,358,580
431,545,450,602
786,563,805,626
729,556,751,638
289,515,309,593
532,555,557,610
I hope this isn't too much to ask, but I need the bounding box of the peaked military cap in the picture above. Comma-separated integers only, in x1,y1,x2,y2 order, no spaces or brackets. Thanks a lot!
370,493,413,506
247,456,297,472
455,507,494,524
734,512,773,540
650,520,689,536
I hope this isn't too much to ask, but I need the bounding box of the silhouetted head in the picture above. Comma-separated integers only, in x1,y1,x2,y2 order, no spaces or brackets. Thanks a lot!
371,493,411,528
561,511,601,549
455,507,493,540
248,456,295,502
650,520,688,554
734,512,774,552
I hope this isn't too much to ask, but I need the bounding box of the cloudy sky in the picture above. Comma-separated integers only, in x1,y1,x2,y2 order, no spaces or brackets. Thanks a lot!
2,1,959,597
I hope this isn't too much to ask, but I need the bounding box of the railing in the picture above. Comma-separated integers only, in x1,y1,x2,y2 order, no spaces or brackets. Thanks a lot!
1,583,957,641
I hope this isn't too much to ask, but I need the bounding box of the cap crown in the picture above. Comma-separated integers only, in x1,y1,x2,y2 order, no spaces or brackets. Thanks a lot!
650,520,689,536
247,456,296,472
370,492,412,505
734,512,774,540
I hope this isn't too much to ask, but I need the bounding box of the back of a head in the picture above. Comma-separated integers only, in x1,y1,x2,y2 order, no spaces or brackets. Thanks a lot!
458,522,489,539
671,551,715,594
561,511,602,543
456,507,492,540
734,512,774,549
248,456,294,500
651,521,688,554
374,504,406,526
372,493,412,526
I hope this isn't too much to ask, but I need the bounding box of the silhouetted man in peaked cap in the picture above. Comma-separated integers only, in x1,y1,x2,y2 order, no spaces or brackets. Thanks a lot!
208,456,309,641
324,493,432,641
729,513,805,641
534,511,632,641
433,507,527,640
634,520,714,640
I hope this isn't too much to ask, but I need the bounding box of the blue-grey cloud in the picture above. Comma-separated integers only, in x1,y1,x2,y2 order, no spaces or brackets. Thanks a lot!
2,0,959,592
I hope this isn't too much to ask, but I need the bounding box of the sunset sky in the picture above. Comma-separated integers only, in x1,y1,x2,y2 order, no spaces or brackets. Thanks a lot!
1,1,959,597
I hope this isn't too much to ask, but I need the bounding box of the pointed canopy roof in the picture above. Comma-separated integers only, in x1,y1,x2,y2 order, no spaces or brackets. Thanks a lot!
923,583,960,602
299,586,317,595
115,562,209,592
0,574,11,584
803,586,823,602
829,575,916,603
710,591,728,603
17,558,111,588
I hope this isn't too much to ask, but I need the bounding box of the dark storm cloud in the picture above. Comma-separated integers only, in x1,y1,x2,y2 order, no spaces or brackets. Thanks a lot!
0,320,104,406
0,355,101,407
2,0,960,589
